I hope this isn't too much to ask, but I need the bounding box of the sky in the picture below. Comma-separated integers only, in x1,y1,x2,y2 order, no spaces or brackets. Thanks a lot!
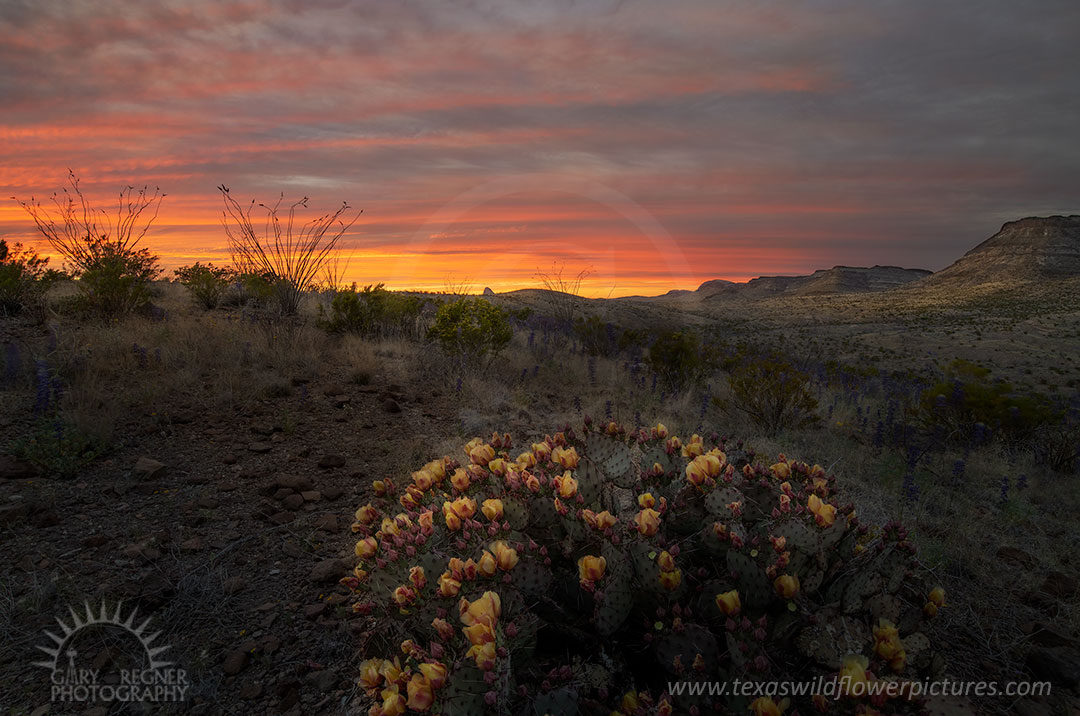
1,0,1078,296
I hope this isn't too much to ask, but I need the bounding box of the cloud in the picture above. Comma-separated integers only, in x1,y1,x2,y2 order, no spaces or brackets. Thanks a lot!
1,0,1078,294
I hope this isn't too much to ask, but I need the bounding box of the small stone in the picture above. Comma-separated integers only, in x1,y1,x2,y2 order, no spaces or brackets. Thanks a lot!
223,577,245,595
239,682,263,700
301,490,321,502
273,487,295,501
261,635,282,653
997,546,1036,568
180,538,204,552
282,541,305,559
197,496,220,510
248,442,272,454
313,514,338,533
275,474,314,492
310,558,350,583
282,494,304,511
306,668,339,693
323,384,344,397
304,602,328,619
317,455,346,470
321,486,345,501
133,457,166,480
83,534,108,549
0,455,37,480
382,398,401,413
222,649,249,675
269,511,295,525
121,544,161,563
1039,571,1078,600
222,454,237,465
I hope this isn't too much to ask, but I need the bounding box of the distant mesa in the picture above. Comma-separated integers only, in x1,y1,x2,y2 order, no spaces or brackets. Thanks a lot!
685,266,930,300
482,287,495,296
922,215,1080,286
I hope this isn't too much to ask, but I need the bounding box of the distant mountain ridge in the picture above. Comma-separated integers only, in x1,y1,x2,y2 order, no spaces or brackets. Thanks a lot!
921,215,1080,286
650,265,929,300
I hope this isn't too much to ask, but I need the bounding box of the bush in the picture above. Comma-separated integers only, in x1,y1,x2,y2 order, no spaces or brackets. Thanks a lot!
721,354,820,435
318,283,427,338
427,298,513,368
0,239,63,320
15,172,164,316
342,424,947,715
918,360,1059,446
572,315,618,357
175,262,235,309
645,330,715,391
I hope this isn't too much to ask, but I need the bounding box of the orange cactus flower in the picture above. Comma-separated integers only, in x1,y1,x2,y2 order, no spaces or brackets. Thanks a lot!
431,617,455,641
459,591,501,629
477,551,498,577
466,640,497,671
437,572,461,598
554,471,579,498
656,550,676,572
418,662,447,689
450,468,470,492
771,462,791,480
487,457,507,476
838,654,872,696
481,498,504,521
409,566,427,590
638,492,656,509
659,569,682,591
358,659,384,693
463,622,495,646
807,494,837,527
517,451,537,467
355,504,378,524
406,673,435,711
392,585,416,607
531,441,552,461
655,422,668,438
750,696,787,716
873,619,906,672
552,446,580,469
381,688,407,716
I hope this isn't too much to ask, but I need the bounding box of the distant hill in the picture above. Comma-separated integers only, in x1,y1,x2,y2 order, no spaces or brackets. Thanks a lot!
693,265,930,300
922,215,1080,286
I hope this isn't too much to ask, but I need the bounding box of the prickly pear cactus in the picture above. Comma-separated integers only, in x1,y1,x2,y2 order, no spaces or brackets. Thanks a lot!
343,425,949,716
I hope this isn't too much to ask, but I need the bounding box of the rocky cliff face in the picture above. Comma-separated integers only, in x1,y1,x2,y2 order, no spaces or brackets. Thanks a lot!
924,215,1080,285
698,266,929,300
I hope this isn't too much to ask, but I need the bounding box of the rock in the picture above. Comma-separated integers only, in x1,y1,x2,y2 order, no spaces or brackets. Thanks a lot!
313,514,338,533
83,534,108,549
239,682,263,700
310,558,350,584
180,537,204,552
222,454,237,465
306,668,339,693
1024,622,1079,649
275,474,314,492
317,455,346,469
222,649,249,675
1026,646,1080,687
122,543,161,563
301,490,320,502
273,487,295,501
383,398,401,413
282,541,305,559
482,286,495,296
304,602,328,619
260,635,282,654
248,442,273,454
133,457,166,480
0,455,37,480
282,494,304,511
31,705,51,716
269,511,296,525
321,486,345,501
223,577,246,595
996,546,1036,568
1039,571,1078,600
197,496,220,510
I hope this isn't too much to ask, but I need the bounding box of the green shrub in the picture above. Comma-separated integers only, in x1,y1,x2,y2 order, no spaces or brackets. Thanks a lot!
572,315,617,357
427,298,512,368
70,239,161,316
318,283,427,338
720,354,820,434
0,239,64,320
341,425,947,715
645,329,716,391
174,262,235,309
919,359,1059,445
8,418,106,479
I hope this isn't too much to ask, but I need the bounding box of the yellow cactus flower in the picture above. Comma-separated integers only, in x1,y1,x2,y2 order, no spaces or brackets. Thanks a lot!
532,441,552,461
659,568,682,591
490,541,519,571
358,659,384,693
524,472,540,492
750,696,787,716
418,510,434,532
928,586,946,607
437,572,461,598
554,471,579,498
774,574,800,599
412,468,435,491
372,480,387,496
583,509,616,530
450,468,470,492
406,673,435,711
517,451,537,467
380,657,404,684
635,508,661,536
655,422,668,438
807,493,837,527
481,498,504,521
873,619,906,672
621,691,640,712
487,457,507,476
409,566,427,590
418,662,447,689
431,617,455,641
771,462,791,480
354,504,378,524
477,550,498,577
552,446,580,469
392,585,416,607
715,590,741,615
469,443,495,466
656,550,676,572
355,537,378,559
459,591,501,629
463,622,495,646
681,435,704,458
466,640,497,671
381,688,407,716
638,492,656,509
577,555,607,584
838,654,872,696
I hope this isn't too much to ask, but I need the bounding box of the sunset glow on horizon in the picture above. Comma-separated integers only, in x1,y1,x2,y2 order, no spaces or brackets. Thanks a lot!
3,1,1078,297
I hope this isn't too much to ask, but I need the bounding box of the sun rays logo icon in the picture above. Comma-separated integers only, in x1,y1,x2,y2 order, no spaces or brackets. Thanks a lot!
33,601,187,703
33,601,172,673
